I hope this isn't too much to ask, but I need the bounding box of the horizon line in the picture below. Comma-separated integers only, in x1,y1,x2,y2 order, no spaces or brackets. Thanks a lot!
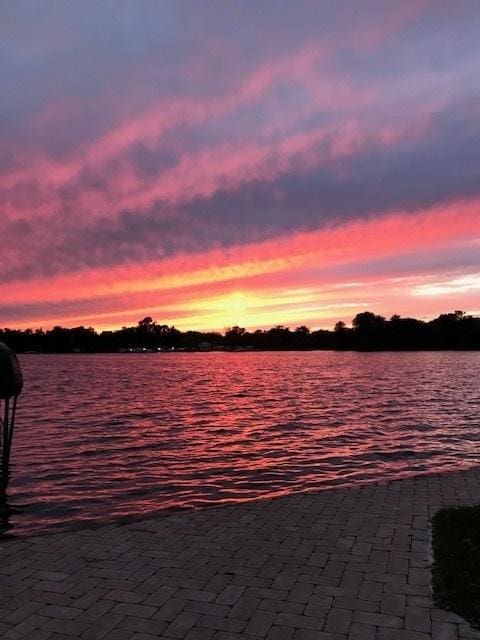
2,308,478,335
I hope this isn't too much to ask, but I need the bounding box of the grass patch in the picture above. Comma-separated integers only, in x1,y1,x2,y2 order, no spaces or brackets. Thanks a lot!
432,505,480,629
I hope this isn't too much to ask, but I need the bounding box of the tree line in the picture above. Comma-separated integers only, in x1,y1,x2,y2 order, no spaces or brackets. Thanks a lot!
1,311,479,353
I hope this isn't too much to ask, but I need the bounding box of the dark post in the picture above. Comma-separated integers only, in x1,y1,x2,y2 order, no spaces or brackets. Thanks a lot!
0,342,23,487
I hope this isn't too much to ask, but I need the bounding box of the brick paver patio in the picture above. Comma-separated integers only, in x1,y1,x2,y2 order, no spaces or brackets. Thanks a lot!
2,467,480,640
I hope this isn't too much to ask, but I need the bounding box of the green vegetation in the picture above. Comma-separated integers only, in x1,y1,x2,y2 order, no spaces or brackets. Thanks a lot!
432,505,480,630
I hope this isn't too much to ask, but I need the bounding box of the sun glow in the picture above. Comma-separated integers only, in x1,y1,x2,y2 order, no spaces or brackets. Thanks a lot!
194,291,253,329
2,200,479,331
222,292,249,317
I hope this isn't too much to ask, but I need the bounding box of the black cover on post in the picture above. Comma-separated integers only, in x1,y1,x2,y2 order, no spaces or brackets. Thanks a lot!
0,342,23,399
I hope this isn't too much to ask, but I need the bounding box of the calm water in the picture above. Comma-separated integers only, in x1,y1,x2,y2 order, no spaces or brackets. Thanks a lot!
2,351,479,537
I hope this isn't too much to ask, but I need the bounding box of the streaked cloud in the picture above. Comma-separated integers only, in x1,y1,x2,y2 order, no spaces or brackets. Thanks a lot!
412,275,480,297
1,1,479,329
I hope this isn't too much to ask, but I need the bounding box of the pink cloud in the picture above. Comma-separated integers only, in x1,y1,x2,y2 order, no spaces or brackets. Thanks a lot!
1,198,478,329
2,0,477,332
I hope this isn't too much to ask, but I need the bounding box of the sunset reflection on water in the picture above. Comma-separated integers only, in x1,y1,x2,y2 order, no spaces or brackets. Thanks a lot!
4,351,480,536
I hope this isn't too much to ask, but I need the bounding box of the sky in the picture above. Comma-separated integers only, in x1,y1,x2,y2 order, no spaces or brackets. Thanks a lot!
1,0,480,332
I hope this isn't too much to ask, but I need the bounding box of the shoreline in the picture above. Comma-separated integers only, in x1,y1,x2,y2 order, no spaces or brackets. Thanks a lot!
2,467,480,639
4,461,480,541
16,348,480,354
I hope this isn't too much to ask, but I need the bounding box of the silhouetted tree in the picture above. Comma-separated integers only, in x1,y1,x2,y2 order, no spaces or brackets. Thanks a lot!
2,311,479,353
352,312,387,350
225,326,247,348
292,326,311,348
333,321,353,350
265,326,291,349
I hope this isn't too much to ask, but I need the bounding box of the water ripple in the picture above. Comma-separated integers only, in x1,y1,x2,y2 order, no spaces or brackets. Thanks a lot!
3,351,480,536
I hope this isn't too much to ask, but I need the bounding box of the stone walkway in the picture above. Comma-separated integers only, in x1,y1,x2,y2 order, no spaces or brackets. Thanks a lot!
2,468,480,640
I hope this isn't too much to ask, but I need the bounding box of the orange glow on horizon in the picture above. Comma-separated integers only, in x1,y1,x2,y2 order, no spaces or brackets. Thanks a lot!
2,199,479,332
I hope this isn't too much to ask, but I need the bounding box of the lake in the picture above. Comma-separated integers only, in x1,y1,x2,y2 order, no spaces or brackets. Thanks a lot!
3,351,479,537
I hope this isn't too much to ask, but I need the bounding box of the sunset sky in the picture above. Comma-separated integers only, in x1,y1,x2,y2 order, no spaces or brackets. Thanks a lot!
1,1,480,332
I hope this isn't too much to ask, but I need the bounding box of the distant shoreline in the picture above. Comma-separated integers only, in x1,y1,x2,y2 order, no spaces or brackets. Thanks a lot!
3,310,480,353
18,346,480,354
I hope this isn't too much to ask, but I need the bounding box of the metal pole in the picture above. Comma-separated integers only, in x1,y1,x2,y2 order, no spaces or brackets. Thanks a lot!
0,342,23,491
0,398,6,519
6,396,17,462
2,398,10,474
0,399,3,460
